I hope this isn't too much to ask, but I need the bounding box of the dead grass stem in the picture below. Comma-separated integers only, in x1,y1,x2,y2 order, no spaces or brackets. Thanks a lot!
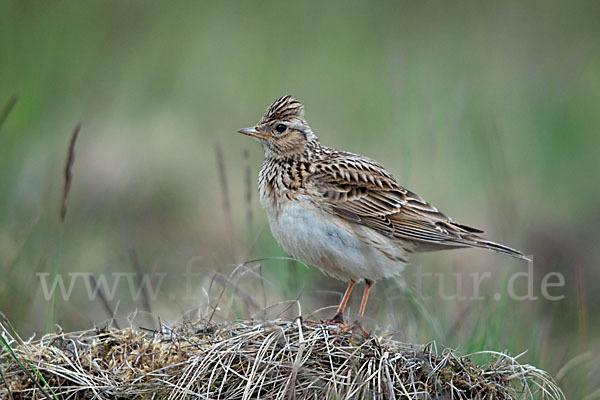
0,319,564,399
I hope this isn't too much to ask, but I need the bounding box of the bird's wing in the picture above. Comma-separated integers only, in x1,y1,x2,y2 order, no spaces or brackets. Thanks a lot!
309,151,528,259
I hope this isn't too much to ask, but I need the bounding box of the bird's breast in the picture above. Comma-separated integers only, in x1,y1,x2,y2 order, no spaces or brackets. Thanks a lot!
258,159,311,211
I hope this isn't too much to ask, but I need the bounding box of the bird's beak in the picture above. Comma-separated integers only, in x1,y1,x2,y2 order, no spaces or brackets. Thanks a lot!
237,126,272,139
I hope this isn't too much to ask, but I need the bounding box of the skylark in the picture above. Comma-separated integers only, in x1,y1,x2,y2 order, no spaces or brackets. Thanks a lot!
239,95,528,329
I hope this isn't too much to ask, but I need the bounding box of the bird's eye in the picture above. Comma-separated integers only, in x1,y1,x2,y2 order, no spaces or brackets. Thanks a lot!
275,124,287,133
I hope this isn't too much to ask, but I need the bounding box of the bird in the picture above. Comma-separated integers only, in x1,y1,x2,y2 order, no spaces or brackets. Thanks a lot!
238,94,529,331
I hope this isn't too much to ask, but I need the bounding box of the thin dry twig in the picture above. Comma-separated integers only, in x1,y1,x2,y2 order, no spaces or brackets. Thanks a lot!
60,123,81,222
209,271,262,314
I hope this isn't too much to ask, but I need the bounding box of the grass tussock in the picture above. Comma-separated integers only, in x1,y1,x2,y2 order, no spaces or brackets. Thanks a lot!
1,319,564,400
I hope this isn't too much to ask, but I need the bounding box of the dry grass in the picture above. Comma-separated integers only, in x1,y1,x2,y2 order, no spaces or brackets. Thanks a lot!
1,318,565,400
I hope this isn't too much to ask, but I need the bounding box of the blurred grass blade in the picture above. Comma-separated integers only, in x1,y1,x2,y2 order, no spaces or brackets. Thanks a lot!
129,248,153,315
243,148,253,245
0,94,18,131
215,141,237,255
89,275,120,329
60,123,81,222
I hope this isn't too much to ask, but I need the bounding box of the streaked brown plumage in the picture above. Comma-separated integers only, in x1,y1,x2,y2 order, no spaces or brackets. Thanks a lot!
239,95,528,329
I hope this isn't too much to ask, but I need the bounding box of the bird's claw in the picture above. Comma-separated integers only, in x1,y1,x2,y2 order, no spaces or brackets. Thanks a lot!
322,318,370,338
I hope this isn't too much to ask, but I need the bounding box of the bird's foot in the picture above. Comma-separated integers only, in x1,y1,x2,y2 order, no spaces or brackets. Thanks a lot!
319,312,353,333
322,312,345,326
323,322,353,335
321,316,370,338
339,320,369,338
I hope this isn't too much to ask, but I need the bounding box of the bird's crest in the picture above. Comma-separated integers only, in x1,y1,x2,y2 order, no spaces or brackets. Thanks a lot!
260,95,304,123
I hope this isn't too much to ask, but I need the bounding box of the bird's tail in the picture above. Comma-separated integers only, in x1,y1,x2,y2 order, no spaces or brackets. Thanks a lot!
469,238,531,261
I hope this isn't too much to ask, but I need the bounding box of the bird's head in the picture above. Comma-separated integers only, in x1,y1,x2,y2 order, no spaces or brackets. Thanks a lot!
238,95,318,158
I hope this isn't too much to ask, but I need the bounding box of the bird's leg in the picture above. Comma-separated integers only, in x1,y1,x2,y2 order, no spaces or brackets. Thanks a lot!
341,279,373,337
324,281,355,325
357,279,373,323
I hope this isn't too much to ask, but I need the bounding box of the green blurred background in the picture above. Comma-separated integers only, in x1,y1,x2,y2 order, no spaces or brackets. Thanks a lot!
1,1,598,397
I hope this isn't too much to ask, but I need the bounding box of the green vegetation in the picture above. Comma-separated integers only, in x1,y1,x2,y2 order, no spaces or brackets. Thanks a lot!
1,1,598,398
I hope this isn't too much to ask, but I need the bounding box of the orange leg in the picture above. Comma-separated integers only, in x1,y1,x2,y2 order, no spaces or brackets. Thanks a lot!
329,281,355,323
338,279,374,337
357,279,374,322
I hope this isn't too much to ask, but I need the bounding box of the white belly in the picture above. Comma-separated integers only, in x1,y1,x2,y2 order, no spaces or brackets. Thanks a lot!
266,200,408,282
